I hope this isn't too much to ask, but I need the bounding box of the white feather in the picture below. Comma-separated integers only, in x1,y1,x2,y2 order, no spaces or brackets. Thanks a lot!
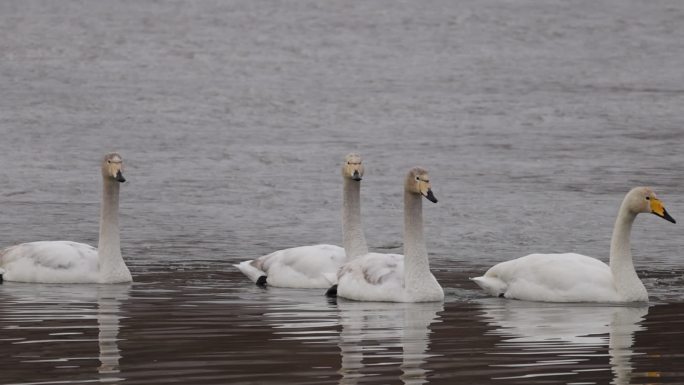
0,241,100,283
0,153,131,284
472,187,674,303
334,167,444,303
472,253,619,302
235,154,368,289
235,244,346,288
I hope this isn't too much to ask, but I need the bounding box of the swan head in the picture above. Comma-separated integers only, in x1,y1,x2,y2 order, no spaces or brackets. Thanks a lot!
406,167,437,203
102,153,126,183
342,153,364,181
626,187,675,223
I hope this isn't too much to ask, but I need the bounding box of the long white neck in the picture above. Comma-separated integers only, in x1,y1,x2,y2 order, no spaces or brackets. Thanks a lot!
342,177,368,259
609,200,645,300
403,192,431,291
98,179,131,283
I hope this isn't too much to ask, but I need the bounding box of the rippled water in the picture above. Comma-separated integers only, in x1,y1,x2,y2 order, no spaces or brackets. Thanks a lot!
1,0,684,384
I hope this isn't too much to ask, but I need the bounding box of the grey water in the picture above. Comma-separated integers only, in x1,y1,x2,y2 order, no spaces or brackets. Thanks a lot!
1,0,684,384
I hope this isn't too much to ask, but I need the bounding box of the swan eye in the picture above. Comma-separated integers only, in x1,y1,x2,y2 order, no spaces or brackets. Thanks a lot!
415,176,420,181
107,160,111,164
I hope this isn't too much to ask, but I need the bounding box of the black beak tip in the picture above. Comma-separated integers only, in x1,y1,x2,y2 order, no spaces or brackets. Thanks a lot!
115,171,126,183
658,209,676,224
425,190,438,203
665,213,676,224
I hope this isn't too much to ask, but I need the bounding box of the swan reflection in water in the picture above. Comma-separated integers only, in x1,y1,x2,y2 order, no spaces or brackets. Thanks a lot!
477,299,648,385
95,284,129,376
0,283,130,380
262,291,442,385
336,300,443,385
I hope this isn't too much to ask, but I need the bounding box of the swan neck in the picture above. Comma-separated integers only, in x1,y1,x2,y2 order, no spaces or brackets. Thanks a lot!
610,203,636,269
98,179,127,281
609,200,644,299
403,191,430,287
99,180,120,251
342,177,368,258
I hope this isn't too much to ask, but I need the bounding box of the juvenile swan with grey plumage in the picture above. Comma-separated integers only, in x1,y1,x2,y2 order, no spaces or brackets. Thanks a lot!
0,153,131,284
332,167,444,302
235,154,369,288
472,187,676,302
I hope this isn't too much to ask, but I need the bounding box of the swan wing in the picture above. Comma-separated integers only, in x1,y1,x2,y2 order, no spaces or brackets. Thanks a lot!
336,252,405,302
235,244,347,288
0,241,100,283
473,253,618,302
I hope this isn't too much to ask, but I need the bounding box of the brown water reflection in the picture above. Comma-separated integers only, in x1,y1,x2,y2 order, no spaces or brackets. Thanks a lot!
1,269,684,385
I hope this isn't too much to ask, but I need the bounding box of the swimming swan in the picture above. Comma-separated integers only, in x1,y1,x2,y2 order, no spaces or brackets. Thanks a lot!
235,153,369,288
330,167,444,302
472,187,676,302
0,153,132,284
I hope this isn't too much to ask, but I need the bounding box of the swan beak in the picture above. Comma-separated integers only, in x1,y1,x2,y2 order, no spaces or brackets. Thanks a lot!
424,189,438,203
651,199,676,223
115,170,126,183
352,170,362,181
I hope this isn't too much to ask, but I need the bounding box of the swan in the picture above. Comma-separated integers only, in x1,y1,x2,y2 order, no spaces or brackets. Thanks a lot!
0,153,132,284
472,187,676,302
329,167,444,302
234,153,369,288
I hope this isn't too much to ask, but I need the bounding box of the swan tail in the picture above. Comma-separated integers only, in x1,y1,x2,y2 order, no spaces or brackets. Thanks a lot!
234,260,266,284
471,275,507,297
255,275,267,287
325,284,338,298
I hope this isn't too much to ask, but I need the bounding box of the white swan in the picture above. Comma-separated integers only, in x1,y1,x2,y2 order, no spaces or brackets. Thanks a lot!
0,153,132,284
472,187,676,302
235,153,369,288
331,167,444,303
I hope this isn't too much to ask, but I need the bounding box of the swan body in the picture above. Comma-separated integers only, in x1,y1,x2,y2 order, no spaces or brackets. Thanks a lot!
235,154,368,288
335,167,444,303
473,187,675,303
236,244,346,288
472,253,621,302
0,153,132,284
335,252,443,302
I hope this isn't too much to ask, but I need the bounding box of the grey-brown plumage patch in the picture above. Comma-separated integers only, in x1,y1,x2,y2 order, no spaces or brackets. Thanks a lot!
362,261,397,285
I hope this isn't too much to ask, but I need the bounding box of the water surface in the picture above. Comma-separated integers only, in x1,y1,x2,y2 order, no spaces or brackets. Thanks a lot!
1,0,684,384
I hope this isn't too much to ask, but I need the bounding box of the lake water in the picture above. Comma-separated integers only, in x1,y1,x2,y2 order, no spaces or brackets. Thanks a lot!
1,0,684,384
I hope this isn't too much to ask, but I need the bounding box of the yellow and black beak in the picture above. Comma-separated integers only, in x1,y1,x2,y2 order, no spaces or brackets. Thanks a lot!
651,198,676,224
